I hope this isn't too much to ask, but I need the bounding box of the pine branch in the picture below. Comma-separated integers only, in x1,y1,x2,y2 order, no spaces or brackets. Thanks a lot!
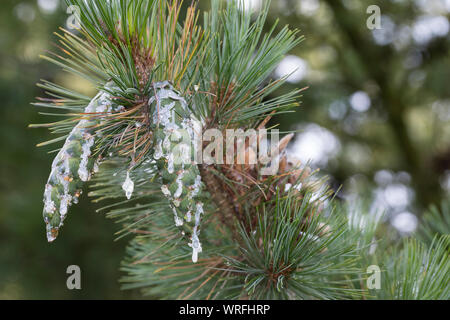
374,235,450,300
30,0,449,300
420,200,450,244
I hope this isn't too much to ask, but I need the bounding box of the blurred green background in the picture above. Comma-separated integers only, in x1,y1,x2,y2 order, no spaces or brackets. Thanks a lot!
0,0,448,299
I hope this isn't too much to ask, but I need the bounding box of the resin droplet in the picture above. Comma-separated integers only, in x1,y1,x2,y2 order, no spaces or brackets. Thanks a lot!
161,185,171,197
188,202,204,263
122,171,134,200
189,233,202,263
78,134,95,182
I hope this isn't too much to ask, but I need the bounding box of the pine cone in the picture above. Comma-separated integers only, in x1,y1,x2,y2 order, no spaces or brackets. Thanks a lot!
43,86,117,242
149,81,205,263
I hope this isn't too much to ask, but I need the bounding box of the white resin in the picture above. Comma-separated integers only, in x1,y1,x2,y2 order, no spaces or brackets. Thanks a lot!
122,171,134,200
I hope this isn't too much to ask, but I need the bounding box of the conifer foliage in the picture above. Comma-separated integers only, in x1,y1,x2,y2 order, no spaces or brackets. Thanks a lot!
32,0,449,299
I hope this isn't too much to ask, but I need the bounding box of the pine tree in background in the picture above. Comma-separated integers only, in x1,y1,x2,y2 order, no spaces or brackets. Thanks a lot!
31,0,449,300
